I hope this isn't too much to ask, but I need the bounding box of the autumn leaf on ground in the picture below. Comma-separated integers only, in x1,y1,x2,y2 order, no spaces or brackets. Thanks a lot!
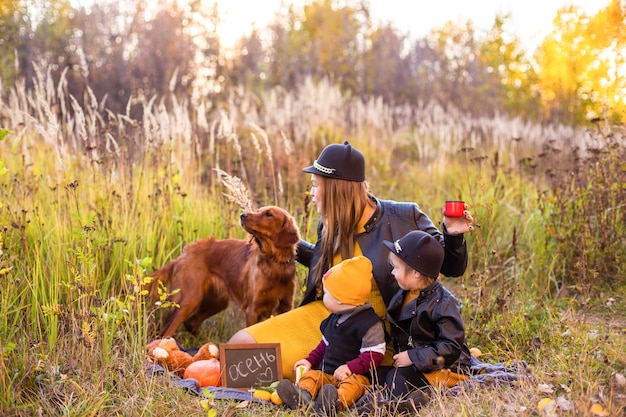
537,397,557,415
589,403,610,416
469,347,482,357
538,383,555,394
555,396,573,411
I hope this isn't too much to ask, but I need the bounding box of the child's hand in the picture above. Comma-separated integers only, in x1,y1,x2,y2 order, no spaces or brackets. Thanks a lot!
392,351,412,367
293,359,312,372
333,364,352,381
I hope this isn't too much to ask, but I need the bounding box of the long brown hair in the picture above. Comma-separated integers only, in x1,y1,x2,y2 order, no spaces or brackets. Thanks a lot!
312,176,373,295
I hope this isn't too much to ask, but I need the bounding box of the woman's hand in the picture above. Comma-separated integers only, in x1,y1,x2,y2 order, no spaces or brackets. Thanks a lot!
333,364,352,381
392,351,412,367
443,204,474,235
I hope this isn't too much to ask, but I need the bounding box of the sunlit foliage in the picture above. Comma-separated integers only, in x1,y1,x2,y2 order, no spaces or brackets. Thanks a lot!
0,0,624,125
535,0,625,124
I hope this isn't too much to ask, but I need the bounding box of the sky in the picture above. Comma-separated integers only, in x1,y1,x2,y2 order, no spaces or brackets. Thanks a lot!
216,0,608,52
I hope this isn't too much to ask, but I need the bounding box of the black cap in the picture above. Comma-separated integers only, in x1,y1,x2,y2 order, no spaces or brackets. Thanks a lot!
383,230,444,278
302,141,365,182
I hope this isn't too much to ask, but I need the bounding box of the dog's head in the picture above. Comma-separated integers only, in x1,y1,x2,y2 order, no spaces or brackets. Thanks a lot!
240,206,300,261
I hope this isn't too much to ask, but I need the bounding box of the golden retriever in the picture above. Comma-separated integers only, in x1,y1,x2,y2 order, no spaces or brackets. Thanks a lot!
146,206,300,338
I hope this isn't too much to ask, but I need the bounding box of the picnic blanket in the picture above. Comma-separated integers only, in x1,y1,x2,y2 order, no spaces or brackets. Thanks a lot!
447,356,532,396
145,363,262,402
144,355,531,402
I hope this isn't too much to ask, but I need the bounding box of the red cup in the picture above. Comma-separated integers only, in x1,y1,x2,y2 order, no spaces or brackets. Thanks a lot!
445,201,465,218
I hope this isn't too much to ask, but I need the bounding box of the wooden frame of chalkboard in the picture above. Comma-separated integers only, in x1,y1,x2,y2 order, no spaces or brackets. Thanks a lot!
219,343,283,389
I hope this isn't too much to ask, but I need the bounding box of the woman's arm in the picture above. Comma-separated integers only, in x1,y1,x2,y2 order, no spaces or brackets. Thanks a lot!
412,205,468,277
296,239,315,267
441,226,468,277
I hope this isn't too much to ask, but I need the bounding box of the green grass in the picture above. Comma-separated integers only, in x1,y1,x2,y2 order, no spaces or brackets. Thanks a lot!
0,83,625,416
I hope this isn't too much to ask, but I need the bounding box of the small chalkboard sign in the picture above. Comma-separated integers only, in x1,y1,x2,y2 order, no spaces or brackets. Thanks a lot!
219,343,282,389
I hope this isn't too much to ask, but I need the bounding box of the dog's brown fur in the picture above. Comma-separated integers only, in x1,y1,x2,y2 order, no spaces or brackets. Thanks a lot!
146,206,300,338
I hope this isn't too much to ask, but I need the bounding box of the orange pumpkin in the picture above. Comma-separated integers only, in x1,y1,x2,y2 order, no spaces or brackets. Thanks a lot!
183,359,221,387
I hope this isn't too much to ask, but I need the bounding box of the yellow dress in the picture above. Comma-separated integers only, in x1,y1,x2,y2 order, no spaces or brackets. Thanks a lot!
246,219,392,380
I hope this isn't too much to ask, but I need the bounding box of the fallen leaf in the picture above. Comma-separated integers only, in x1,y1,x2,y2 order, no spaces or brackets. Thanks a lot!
235,400,249,408
538,383,555,394
538,397,556,415
469,347,482,358
589,403,610,416
555,396,573,411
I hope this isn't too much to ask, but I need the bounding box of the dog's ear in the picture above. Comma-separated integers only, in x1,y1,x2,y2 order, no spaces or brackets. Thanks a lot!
275,213,300,248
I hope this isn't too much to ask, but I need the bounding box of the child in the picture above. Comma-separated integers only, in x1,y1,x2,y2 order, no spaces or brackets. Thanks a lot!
276,256,386,416
363,230,473,414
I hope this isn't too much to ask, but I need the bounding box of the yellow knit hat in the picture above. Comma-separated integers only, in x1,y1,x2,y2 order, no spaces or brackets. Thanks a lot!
322,256,372,306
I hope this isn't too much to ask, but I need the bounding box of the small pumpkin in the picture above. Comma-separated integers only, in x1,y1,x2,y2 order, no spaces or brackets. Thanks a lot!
183,358,221,387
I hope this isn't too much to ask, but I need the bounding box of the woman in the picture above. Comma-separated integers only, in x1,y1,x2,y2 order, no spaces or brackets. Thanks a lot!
228,141,473,379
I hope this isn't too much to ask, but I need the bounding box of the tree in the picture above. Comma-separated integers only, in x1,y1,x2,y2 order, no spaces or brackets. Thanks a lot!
300,0,365,91
226,28,266,90
419,20,479,114
536,6,596,124
582,0,625,123
0,0,29,88
264,3,305,90
263,0,369,94
404,38,440,106
0,0,75,91
129,2,197,100
188,0,222,99
361,23,409,103
535,0,625,124
477,13,540,119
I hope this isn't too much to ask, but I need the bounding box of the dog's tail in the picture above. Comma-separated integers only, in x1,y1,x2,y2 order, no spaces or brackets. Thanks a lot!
144,262,174,301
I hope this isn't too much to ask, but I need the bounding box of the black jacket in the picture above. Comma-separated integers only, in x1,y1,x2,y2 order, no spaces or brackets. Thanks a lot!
386,280,472,374
297,196,468,306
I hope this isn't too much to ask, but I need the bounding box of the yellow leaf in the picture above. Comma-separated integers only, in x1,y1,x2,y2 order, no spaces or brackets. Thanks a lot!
589,404,610,416
469,347,482,358
82,320,95,347
538,397,556,415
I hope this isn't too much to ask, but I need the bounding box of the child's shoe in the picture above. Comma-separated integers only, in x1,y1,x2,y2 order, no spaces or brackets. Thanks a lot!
276,379,312,409
312,384,339,416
